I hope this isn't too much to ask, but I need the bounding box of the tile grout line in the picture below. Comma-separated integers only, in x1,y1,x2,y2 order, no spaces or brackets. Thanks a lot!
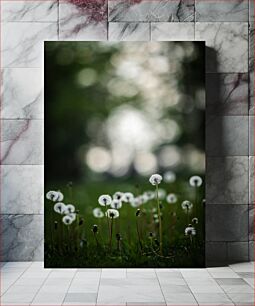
154,269,167,306
1,262,33,296
95,268,103,306
29,267,53,305
61,268,78,305
178,269,199,305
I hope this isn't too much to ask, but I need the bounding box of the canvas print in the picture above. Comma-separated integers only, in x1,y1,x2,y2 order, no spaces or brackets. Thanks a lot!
45,42,205,268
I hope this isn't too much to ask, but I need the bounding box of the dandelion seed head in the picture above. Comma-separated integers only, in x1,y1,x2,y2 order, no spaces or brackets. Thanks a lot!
110,199,122,210
192,217,199,224
130,197,143,208
163,171,176,183
93,208,104,218
98,194,112,206
113,191,124,201
92,224,98,233
149,174,163,186
46,190,64,202
189,175,202,187
54,202,66,214
166,193,177,204
62,215,73,225
181,200,193,211
105,208,119,219
65,204,75,214
123,192,134,202
185,226,196,236
144,191,155,200
68,213,76,221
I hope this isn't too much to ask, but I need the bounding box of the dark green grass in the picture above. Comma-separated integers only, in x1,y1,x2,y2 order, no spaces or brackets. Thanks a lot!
44,180,205,268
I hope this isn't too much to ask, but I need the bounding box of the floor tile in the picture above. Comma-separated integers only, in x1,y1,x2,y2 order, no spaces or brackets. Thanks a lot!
193,292,234,305
64,292,97,303
215,278,247,285
227,292,254,305
230,262,254,272
207,267,240,278
220,284,253,293
163,293,198,305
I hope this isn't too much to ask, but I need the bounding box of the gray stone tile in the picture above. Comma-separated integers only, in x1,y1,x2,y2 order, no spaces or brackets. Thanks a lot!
215,278,247,285
192,292,233,305
109,22,150,41
0,214,43,261
227,292,254,305
195,22,248,73
206,116,248,156
227,242,249,263
64,293,97,303
237,272,254,278
1,0,58,22
0,119,43,165
206,205,248,242
151,22,194,41
59,1,107,40
206,242,228,267
108,0,195,22
1,165,43,214
249,204,254,240
207,157,249,204
1,68,43,119
206,73,248,116
250,0,254,22
196,0,248,22
249,116,254,155
249,157,254,204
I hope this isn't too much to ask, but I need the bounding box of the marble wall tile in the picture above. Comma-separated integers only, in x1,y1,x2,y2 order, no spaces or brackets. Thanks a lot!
205,242,228,267
59,2,107,40
151,22,194,41
249,156,254,205
196,0,248,22
0,214,43,261
227,242,249,263
1,0,58,22
248,205,254,241
207,156,249,204
206,116,248,156
1,68,43,119
249,116,254,155
195,22,248,73
109,22,150,41
2,22,58,68
108,0,195,22
206,73,248,116
1,119,43,165
206,205,249,241
1,165,43,214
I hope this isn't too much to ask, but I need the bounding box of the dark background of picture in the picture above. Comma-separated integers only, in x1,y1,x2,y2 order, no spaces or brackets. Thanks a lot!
45,42,205,268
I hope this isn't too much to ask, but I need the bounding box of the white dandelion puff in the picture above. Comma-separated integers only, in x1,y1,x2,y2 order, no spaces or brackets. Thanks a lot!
149,174,163,186
93,208,104,218
113,191,124,201
46,190,64,202
181,200,193,211
130,197,143,208
185,225,196,236
166,193,177,204
192,217,199,224
189,176,203,187
62,215,73,225
105,209,119,219
68,213,76,222
110,199,122,210
65,204,75,214
54,202,66,214
123,192,134,203
144,191,155,200
164,171,176,183
98,194,112,206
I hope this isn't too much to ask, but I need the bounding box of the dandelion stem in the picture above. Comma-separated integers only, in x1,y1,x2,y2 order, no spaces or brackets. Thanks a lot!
109,217,114,251
187,207,190,224
156,184,163,255
136,218,143,252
